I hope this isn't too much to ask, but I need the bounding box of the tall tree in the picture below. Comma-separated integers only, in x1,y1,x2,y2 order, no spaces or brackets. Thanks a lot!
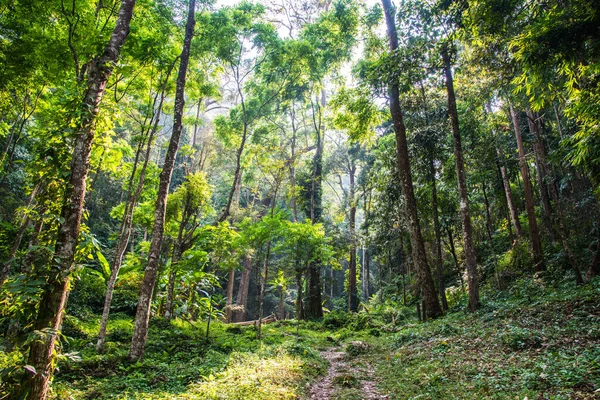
510,105,545,272
22,1,138,397
381,0,442,320
441,45,480,311
129,0,196,362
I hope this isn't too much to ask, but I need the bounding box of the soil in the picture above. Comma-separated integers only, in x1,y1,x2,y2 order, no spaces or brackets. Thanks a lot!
307,347,387,399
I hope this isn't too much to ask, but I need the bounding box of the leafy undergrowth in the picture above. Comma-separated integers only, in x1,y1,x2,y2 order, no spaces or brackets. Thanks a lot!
49,318,329,399
366,277,600,399
4,277,599,399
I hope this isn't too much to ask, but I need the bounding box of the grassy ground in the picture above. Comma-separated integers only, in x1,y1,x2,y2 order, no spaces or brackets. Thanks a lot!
50,318,331,399
359,277,600,399
2,277,599,399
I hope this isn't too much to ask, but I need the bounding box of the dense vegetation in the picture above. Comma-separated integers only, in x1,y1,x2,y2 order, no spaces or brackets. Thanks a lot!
0,0,599,398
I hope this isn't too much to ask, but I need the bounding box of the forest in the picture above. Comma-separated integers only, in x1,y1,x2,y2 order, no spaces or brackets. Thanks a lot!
0,0,599,398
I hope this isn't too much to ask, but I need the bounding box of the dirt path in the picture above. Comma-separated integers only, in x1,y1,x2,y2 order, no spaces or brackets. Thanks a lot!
307,347,387,399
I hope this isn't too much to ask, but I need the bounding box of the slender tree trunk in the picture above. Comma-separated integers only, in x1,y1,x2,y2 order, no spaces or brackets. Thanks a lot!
257,240,271,339
527,110,554,240
530,113,582,283
441,46,479,311
430,158,448,311
510,105,545,272
23,1,137,397
257,185,279,338
234,255,252,322
585,226,600,282
382,0,442,320
278,286,284,320
164,243,183,321
295,268,304,320
553,103,565,139
129,0,195,362
225,269,235,323
497,146,523,239
447,227,464,290
348,166,358,312
482,180,501,288
289,106,298,222
305,91,325,319
1,183,39,285
97,78,169,352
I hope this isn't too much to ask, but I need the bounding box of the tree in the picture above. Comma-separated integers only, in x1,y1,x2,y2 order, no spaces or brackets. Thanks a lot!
129,0,196,362
381,0,442,320
441,44,480,311
22,1,138,397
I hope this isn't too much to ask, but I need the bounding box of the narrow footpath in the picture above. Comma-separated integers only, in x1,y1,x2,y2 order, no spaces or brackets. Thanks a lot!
307,346,387,399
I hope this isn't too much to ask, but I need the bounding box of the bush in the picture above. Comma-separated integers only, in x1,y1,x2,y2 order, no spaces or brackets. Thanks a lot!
500,326,542,350
345,341,371,357
322,311,351,329
62,316,91,339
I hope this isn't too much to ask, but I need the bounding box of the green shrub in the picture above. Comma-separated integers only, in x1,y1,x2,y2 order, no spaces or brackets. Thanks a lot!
345,341,371,357
500,326,542,350
62,315,91,339
322,311,350,329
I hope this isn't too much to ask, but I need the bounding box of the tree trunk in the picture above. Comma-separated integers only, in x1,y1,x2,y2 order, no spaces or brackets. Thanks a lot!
295,268,304,320
510,105,545,272
430,158,448,311
278,286,284,320
364,248,370,300
446,226,464,291
234,255,252,322
1,183,39,286
257,240,271,339
441,46,479,312
527,110,554,240
225,269,235,323
497,145,523,239
23,2,137,398
348,165,358,312
305,90,326,320
585,226,600,282
382,0,442,320
97,78,169,352
129,0,195,362
530,114,583,283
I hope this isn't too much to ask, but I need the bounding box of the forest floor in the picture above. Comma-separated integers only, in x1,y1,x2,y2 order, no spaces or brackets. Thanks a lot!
2,277,599,399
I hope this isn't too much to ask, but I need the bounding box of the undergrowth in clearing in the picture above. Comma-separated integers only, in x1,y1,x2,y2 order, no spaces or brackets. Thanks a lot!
3,277,598,399
368,277,600,399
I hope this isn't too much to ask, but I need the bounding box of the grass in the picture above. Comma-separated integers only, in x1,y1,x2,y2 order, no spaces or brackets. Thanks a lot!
49,318,330,399
367,277,600,399
2,276,599,399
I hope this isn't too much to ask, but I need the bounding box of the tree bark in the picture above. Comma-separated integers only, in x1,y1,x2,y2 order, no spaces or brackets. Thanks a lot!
430,158,448,311
305,90,326,319
348,164,358,312
129,0,195,362
441,46,479,312
497,145,523,239
585,226,600,282
234,255,252,322
510,105,545,272
381,0,442,319
295,268,304,320
225,269,235,323
527,110,554,240
1,183,39,286
446,226,464,291
24,1,137,398
97,74,171,352
530,113,582,283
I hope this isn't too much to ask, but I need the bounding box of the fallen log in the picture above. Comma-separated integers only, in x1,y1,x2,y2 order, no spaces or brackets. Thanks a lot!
231,313,277,326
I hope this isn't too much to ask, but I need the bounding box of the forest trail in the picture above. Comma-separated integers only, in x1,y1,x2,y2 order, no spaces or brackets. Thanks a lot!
308,346,387,399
